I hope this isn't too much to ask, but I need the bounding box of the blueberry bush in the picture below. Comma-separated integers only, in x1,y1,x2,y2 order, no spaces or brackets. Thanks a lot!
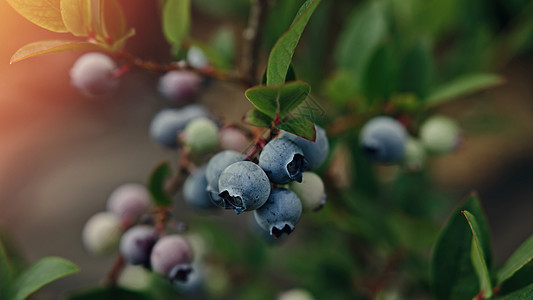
2,0,533,299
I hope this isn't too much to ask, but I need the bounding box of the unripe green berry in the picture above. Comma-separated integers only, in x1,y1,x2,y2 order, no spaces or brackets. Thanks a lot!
82,212,122,256
289,172,326,212
420,115,460,154
117,265,152,291
183,117,219,153
403,137,426,171
278,289,315,300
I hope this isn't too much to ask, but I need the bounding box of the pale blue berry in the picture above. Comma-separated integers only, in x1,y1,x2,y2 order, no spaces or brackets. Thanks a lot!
70,52,118,96
150,235,194,282
183,167,217,211
259,138,308,184
254,188,302,239
205,151,245,207
158,70,202,103
360,116,407,164
149,105,209,148
119,225,157,266
218,161,271,214
281,124,329,170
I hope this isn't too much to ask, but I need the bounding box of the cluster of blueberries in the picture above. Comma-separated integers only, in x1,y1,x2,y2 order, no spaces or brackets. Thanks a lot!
182,124,329,239
82,183,195,285
360,115,461,169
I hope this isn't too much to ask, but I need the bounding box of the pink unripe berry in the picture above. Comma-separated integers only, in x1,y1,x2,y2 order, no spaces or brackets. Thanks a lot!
107,183,151,225
150,235,194,279
70,52,118,96
219,127,250,152
158,70,202,103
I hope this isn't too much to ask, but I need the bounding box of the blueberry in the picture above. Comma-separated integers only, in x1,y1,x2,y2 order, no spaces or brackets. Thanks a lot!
173,263,205,294
205,150,245,207
150,235,194,281
158,70,202,103
107,183,151,225
183,117,219,154
120,225,157,266
259,138,308,184
70,52,118,96
289,172,326,212
187,46,209,70
419,115,460,154
360,116,407,164
254,188,302,239
183,167,217,211
281,124,329,170
82,212,122,256
218,161,271,214
219,127,250,152
149,104,210,148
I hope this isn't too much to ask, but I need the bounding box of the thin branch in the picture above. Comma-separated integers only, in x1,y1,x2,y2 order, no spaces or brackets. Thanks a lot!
241,0,270,87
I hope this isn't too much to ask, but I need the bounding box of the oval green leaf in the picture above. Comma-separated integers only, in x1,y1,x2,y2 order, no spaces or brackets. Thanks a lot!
275,116,316,141
148,162,173,206
498,234,533,285
243,109,273,129
266,0,321,86
163,0,191,49
12,257,79,300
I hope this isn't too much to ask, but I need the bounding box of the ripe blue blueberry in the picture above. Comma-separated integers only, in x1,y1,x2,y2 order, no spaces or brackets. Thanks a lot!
281,124,329,170
218,161,271,214
107,183,151,225
360,116,407,164
205,150,245,207
70,52,118,96
158,70,202,104
149,104,209,148
254,188,302,239
150,235,194,282
259,138,308,184
119,225,157,266
183,167,217,211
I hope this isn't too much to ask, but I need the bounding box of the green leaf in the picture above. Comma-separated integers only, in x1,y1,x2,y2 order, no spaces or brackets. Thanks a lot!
276,116,316,141
266,0,321,86
431,193,492,300
245,86,278,118
6,0,67,33
323,70,359,104
499,264,533,296
68,286,151,300
362,44,397,103
334,1,387,76
462,210,493,298
0,240,11,300
398,39,433,98
162,0,191,49
498,234,533,285
60,0,91,37
10,40,108,64
425,73,503,107
245,81,311,119
243,109,273,129
496,282,533,300
148,162,173,206
278,81,311,118
261,64,296,85
12,257,79,300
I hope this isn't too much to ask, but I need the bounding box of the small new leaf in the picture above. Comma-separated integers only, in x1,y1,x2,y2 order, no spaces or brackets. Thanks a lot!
278,81,310,118
276,116,316,141
60,0,91,37
10,40,108,64
148,162,173,206
498,234,533,285
6,0,67,33
245,81,311,120
163,0,191,49
12,257,79,300
245,86,278,119
243,109,273,129
462,210,493,298
266,0,321,86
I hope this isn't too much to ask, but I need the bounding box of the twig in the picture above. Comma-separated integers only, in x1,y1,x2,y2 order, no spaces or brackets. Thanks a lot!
105,255,126,286
241,0,270,87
